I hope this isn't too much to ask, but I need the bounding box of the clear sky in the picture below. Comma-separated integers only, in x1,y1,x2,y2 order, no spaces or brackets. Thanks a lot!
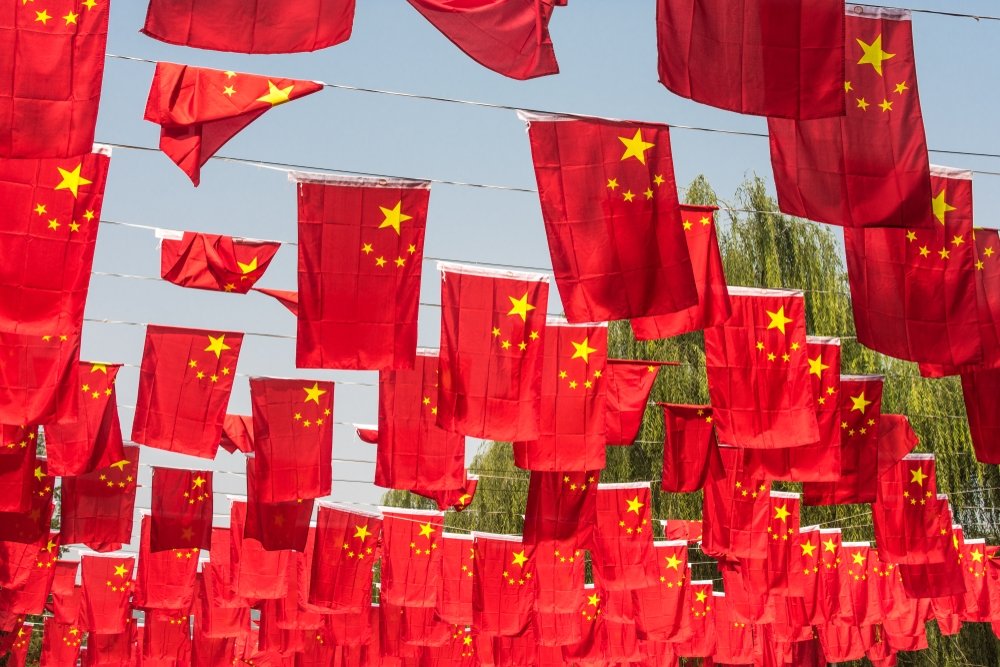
79,1,1000,555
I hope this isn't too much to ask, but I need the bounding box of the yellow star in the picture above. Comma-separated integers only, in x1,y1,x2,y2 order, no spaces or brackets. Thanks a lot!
113,564,128,578
856,34,895,76
910,467,927,487
800,542,816,557
33,203,46,215
375,256,386,268
823,538,837,553
418,522,434,538
894,81,909,95
571,337,597,363
378,201,412,235
626,495,644,515
69,222,80,233
587,593,600,607
695,590,708,603
972,550,984,563
665,554,681,570
919,245,930,258
856,97,869,111
977,260,985,271
110,459,129,471
82,0,97,8
304,382,327,404
224,70,236,79
850,391,872,413
619,129,655,164
204,334,231,358
192,476,206,488
222,85,236,97
34,466,44,480
458,493,472,505
938,248,950,260
34,9,51,23
906,230,917,242
773,504,790,522
653,174,665,186
511,550,528,567
844,81,853,92
236,257,258,274
952,235,964,247
507,292,536,321
62,10,78,24
643,188,654,200
807,355,829,377
256,80,294,106
354,525,371,541
47,219,60,230
394,257,405,268
932,189,956,225
622,190,635,202
55,164,92,198
851,552,866,566
765,306,793,334
682,220,693,231
83,209,94,221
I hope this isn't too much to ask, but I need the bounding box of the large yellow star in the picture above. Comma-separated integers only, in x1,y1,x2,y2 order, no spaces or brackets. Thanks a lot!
972,549,984,563
823,538,837,553
850,391,872,413
354,524,371,541
626,495,644,515
113,563,128,578
236,257,258,274
800,541,817,557
204,334,231,359
90,363,108,374
570,337,597,363
664,553,681,570
773,504,790,522
910,467,927,487
807,354,829,377
765,306,793,334
851,552,866,566
55,164,92,198
256,81,294,106
618,129,655,165
932,189,956,225
694,590,708,603
511,550,528,567
587,593,600,607
304,382,327,404
378,201,412,235
418,522,434,538
856,34,895,76
507,292,536,322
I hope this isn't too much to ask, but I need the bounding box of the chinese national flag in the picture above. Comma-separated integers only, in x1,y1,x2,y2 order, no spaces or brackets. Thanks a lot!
630,204,731,340
144,62,323,185
251,377,334,502
632,540,689,641
308,504,380,611
229,501,290,601
43,361,125,476
133,516,199,612
0,531,49,589
0,444,36,513
0,458,53,543
713,594,755,664
897,520,966,599
656,0,844,119
524,113,697,322
437,262,549,440
40,617,83,666
159,230,280,294
701,446,770,560
873,453,950,565
673,581,717,658
376,351,466,492
740,491,801,605
961,539,993,622
296,173,429,371
660,403,718,492
846,166,981,366
513,321,608,471
80,555,133,634
131,325,243,459
704,287,819,448
0,0,108,157
962,367,1000,464
6,622,31,666
0,534,59,616
416,474,478,512
380,509,445,607
522,470,599,546
604,360,664,446
59,447,137,551
143,611,192,665
802,375,883,505
142,0,355,53
472,533,536,636
48,561,81,625
768,6,932,228
0,147,110,424
437,533,475,626
219,413,253,454
533,541,586,646
591,483,657,590
244,457,313,552
84,622,135,667
150,467,213,552
197,569,249,637
406,0,561,80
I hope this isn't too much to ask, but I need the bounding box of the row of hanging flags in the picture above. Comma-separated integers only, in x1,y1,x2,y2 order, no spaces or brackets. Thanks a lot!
3,0,1000,664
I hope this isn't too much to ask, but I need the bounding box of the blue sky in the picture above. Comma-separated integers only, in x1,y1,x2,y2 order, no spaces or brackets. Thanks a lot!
80,1,1000,548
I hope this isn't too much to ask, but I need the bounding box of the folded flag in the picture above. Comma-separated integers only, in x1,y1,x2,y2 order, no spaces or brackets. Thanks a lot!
701,446,770,560
80,555,133,634
219,414,254,454
144,62,323,185
660,404,718,493
229,501,291,601
591,483,657,590
150,467,213,552
0,443,37,514
533,541,587,646
244,457,313,552
159,230,280,294
254,287,299,315
415,474,478,512
40,617,83,666
59,447,138,551
522,470,600,546
604,360,665,446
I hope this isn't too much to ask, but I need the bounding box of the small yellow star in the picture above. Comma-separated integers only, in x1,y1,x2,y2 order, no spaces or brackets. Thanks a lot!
919,245,930,257
375,256,386,267
222,85,236,97
34,9,51,23
878,99,893,112
906,230,917,242
856,97,869,111
606,178,619,191
33,203,46,215
939,248,951,260
62,11,78,24
622,190,635,202
894,81,909,95
47,219,60,230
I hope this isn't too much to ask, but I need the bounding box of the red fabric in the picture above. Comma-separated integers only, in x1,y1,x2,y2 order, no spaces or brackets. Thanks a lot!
406,0,561,80
380,509,445,607
513,322,608,471
704,287,818,449
143,611,192,665
846,167,980,366
0,445,35,513
604,360,663,446
6,622,31,667
522,470,599,546
472,534,536,636
254,287,299,315
873,454,949,565
376,351,466,491
525,114,697,322
962,367,1000,464
80,555,134,634
591,484,657,590
250,376,334,502
229,501,291,601
660,404,717,492
816,624,870,663
160,231,280,294
672,582,717,658
196,570,249,638
876,414,921,478
144,62,323,185
416,475,478,512
0,531,48,588
631,205,731,339
244,457,313,552
656,0,843,119
84,620,136,667
0,458,53,543
632,540,689,641
701,446,770,560
219,413,254,454
296,175,428,371
663,519,702,542
959,539,992,622
48,561,82,624
134,516,199,611
802,375,883,505
711,594,755,664
309,504,380,611
898,520,966,599
0,148,110,424
744,491,801,601
40,617,84,666
532,541,586,646
437,263,549,440
59,446,138,551
768,8,932,228
44,362,125,476
150,466,213,551
437,533,475,626
0,535,59,617
143,0,354,53
0,1,108,157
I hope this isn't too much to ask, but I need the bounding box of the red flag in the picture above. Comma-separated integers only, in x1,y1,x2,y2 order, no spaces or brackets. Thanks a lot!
604,360,664,446
43,361,125,476
532,541,587,646
873,453,950,565
295,173,429,371
134,517,199,611
632,540,689,641
219,413,253,454
513,321,608,471
704,287,819,448
437,262,549,440
0,1,108,157
962,367,1000,464
83,620,136,667
898,524,966,599
5,622,31,667
416,474,479,512
803,375,883,505
244,457,313,552
960,538,992,622
254,287,299,315
159,230,280,294
48,561,82,625
737,491,801,618
0,534,60,617
143,610,192,665
59,447,138,551
0,445,36,514
40,617,83,666
251,377,334,502
0,458,53,543
150,467,213,551
309,504,381,611
0,532,50,589
142,0,355,53
672,581,717,658
768,6,932,228
472,533,536,636
656,0,844,119
80,555,134,634
380,508,445,607
660,403,717,492
712,594,755,664
0,147,111,424
144,62,323,185
406,0,561,80
376,351,466,492
662,519,703,543
845,166,980,366
437,532,475,627
523,112,697,322
523,470,599,546
354,422,377,445
229,501,290,601
701,446,770,560
592,483,657,590
196,569,249,638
